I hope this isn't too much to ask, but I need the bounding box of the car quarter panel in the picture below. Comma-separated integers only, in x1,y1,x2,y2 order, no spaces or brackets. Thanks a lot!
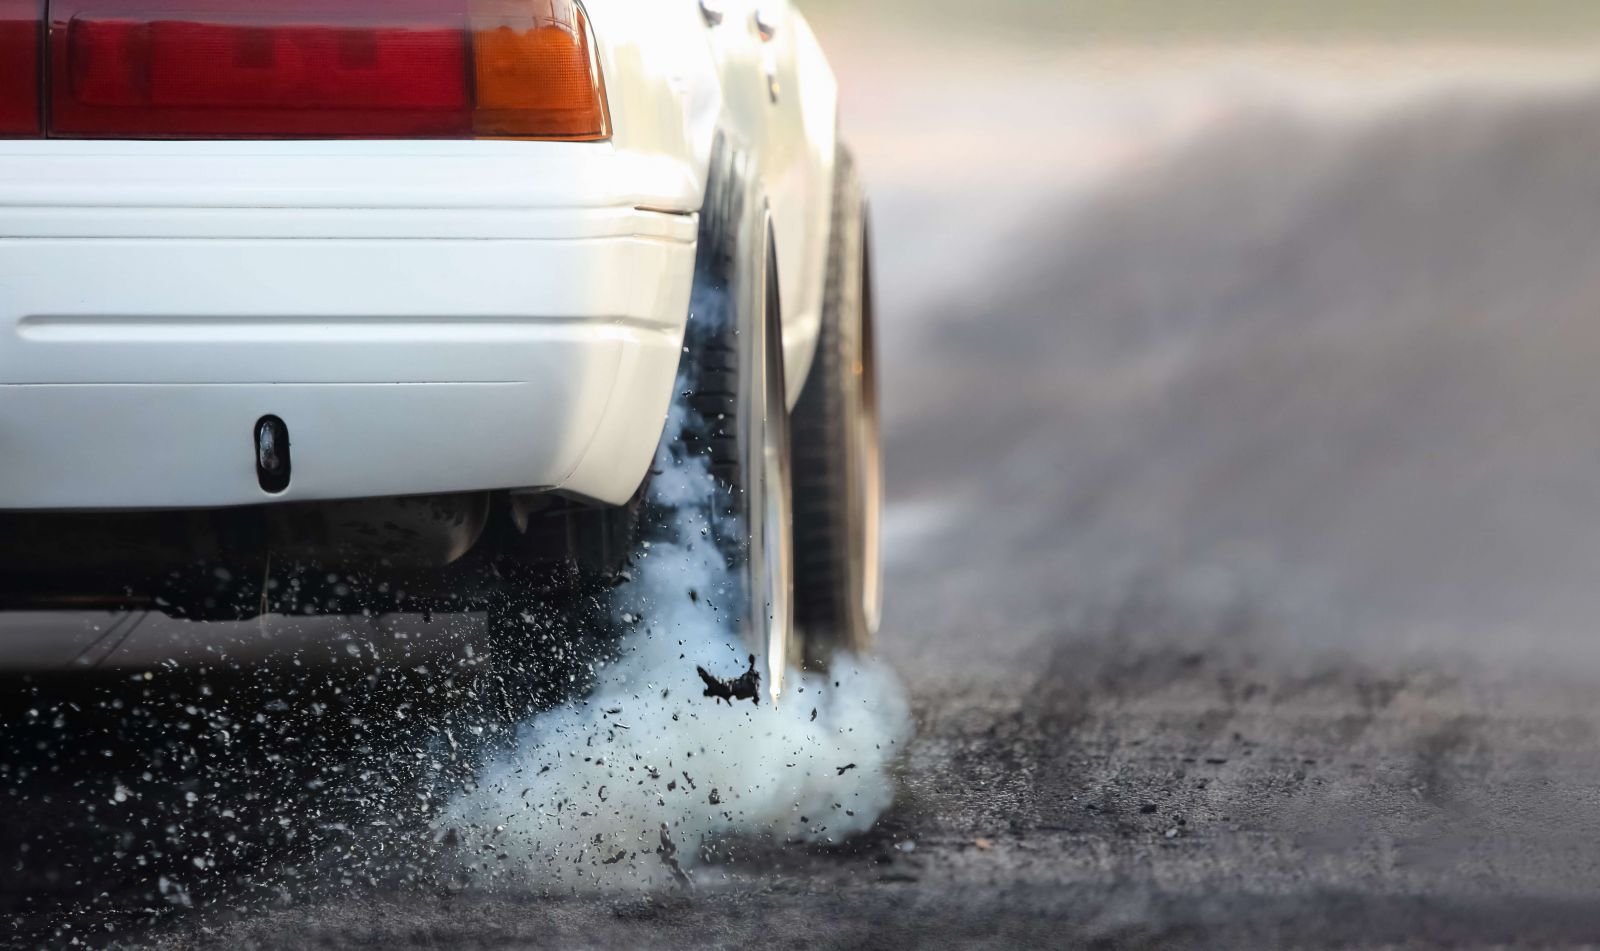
681,0,837,405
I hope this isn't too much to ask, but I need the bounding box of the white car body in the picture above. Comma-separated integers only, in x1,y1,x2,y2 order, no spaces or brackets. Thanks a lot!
0,0,838,511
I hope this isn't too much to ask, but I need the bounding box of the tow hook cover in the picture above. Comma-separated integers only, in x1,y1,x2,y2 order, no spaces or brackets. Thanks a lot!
255,416,291,494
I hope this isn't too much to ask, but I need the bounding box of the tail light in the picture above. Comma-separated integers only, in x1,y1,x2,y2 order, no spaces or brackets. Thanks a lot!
22,0,607,139
0,0,42,136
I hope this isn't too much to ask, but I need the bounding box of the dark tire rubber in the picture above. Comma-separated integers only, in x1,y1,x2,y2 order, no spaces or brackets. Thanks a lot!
660,138,794,692
792,146,883,668
676,140,751,496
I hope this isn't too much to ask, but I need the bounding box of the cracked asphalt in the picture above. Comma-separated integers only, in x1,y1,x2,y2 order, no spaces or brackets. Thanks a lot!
16,39,1600,951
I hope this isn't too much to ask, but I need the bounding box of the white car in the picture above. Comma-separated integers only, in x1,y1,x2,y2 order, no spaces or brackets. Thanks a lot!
0,0,880,683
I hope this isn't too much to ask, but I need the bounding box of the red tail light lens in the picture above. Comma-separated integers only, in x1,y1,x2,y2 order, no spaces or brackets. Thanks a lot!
46,0,608,139
0,0,42,136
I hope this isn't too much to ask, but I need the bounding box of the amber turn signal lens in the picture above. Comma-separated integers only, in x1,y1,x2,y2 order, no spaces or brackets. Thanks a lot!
472,0,609,140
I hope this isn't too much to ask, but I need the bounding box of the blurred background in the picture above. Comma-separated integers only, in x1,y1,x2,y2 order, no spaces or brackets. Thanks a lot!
768,7,1600,937
802,0,1600,678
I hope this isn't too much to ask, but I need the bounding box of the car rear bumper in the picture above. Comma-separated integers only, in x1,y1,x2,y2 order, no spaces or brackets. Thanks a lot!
0,141,699,509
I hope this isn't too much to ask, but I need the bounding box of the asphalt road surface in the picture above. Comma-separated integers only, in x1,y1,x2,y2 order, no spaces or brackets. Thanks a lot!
14,48,1600,950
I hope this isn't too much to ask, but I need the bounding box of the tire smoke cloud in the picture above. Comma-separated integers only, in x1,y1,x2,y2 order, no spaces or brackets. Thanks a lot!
440,389,912,888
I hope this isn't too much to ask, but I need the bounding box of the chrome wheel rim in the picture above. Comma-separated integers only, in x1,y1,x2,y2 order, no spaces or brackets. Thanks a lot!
741,237,793,701
855,238,884,639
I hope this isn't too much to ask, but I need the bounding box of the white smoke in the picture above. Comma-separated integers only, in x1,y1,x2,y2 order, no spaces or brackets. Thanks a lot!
437,389,912,888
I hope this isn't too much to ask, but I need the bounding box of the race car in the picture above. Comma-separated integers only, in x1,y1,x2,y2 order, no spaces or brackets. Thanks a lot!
0,0,881,685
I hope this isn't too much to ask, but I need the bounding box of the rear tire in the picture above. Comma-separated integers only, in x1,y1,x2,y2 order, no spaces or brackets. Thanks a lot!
665,138,795,700
792,146,883,669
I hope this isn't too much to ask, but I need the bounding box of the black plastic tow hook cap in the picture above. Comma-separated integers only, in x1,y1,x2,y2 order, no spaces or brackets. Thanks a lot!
255,416,291,494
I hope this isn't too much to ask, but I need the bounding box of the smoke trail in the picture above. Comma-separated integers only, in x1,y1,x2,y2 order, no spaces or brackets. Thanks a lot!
437,384,912,888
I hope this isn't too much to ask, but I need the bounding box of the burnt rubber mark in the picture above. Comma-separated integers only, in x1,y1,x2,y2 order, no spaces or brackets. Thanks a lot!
697,654,761,706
